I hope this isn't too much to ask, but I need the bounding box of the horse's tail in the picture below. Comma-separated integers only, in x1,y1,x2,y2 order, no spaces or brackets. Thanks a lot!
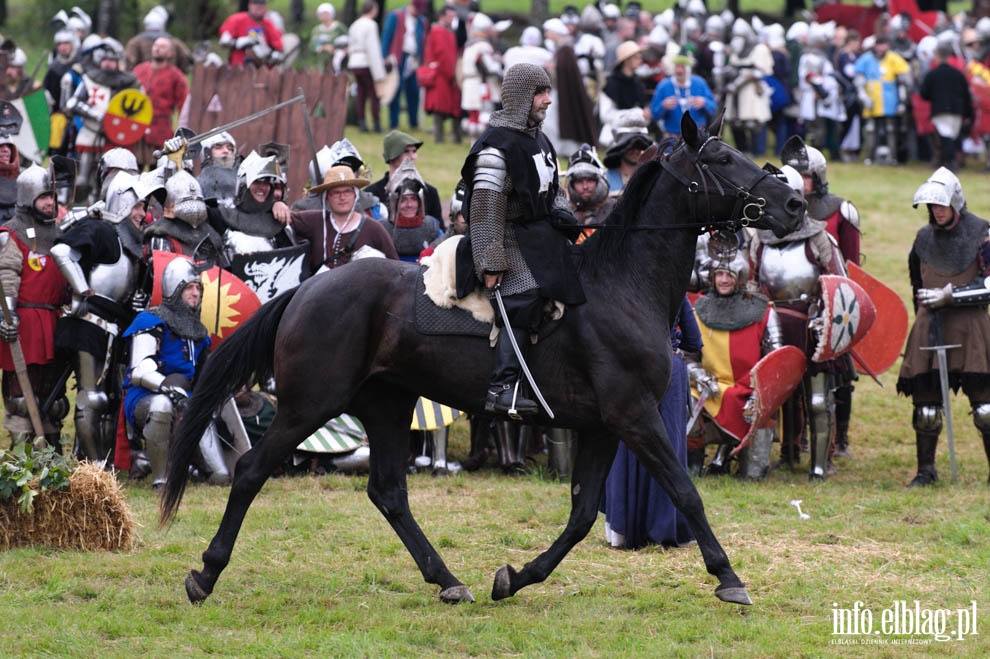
159,287,299,527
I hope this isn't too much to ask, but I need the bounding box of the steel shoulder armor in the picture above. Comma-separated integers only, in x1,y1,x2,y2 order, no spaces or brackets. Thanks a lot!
473,147,508,193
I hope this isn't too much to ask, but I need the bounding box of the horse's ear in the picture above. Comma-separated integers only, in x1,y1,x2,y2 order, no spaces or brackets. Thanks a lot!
681,112,700,150
708,108,725,137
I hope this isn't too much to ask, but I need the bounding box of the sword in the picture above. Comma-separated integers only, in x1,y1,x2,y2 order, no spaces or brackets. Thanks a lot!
686,389,709,437
154,93,306,166
920,309,959,483
0,282,46,444
492,286,554,420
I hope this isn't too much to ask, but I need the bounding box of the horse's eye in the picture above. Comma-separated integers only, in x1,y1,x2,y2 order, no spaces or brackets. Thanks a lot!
719,156,731,165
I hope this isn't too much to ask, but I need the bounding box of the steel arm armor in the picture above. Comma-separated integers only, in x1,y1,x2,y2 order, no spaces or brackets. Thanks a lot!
129,330,166,392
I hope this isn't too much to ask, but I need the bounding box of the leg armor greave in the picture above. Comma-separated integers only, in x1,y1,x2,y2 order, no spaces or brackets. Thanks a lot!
912,405,943,435
744,428,774,480
547,428,575,481
431,426,449,474
141,394,175,487
807,372,835,480
74,389,109,461
219,397,251,477
198,422,231,485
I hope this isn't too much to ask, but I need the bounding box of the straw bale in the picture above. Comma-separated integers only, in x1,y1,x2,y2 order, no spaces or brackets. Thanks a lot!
0,462,136,551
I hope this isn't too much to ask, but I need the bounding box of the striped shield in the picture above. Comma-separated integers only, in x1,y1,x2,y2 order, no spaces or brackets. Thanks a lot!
298,414,366,454
411,398,461,431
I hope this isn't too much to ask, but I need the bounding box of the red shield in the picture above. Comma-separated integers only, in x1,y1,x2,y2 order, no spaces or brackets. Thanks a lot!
845,262,909,376
811,275,876,363
732,346,805,455
102,89,152,146
150,251,261,347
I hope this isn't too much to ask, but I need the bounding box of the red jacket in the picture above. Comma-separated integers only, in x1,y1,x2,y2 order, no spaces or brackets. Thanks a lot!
423,24,460,117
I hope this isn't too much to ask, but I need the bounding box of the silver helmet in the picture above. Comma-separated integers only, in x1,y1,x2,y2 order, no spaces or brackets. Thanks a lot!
165,170,208,227
161,257,201,303
102,172,143,224
16,164,53,209
780,135,828,193
235,151,285,197
912,166,965,213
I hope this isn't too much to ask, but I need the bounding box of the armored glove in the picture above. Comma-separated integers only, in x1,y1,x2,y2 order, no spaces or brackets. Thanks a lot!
162,135,187,154
130,290,150,312
688,364,720,400
917,283,953,309
160,384,189,405
0,312,18,343
235,35,259,50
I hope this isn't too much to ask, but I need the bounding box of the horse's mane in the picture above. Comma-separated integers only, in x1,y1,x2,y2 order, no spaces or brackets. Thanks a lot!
582,136,684,270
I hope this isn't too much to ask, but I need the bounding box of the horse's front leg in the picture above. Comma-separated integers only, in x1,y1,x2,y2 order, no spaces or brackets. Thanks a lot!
184,417,305,603
625,416,752,605
357,390,474,604
492,429,618,600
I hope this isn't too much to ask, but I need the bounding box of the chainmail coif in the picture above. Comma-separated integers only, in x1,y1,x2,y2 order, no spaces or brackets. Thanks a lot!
488,64,551,133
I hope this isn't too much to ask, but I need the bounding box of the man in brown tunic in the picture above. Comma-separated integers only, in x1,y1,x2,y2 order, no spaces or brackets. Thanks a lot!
897,167,990,486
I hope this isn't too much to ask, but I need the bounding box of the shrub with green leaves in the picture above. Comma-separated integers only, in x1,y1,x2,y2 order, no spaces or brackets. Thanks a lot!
0,443,73,513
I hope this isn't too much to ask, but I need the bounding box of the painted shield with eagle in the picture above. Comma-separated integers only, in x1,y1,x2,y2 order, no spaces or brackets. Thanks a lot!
103,89,153,146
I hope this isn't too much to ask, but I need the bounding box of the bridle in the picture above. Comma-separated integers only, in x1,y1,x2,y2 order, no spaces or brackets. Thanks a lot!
656,136,773,234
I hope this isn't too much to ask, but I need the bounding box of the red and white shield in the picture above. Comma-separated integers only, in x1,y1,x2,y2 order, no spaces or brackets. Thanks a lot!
845,262,909,375
731,345,806,455
103,89,152,146
812,275,876,363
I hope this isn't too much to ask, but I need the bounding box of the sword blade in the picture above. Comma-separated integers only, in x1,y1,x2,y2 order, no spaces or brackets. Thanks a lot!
686,390,709,437
493,287,554,419
934,348,958,483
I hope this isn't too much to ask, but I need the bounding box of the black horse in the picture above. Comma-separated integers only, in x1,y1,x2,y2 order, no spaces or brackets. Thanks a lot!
161,113,804,607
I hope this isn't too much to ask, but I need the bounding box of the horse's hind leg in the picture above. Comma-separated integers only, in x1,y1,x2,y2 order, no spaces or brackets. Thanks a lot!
492,430,617,600
354,385,474,604
184,413,319,604
625,418,751,606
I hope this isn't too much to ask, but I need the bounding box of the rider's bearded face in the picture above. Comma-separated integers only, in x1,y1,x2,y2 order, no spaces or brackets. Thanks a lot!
528,88,552,125
33,192,57,219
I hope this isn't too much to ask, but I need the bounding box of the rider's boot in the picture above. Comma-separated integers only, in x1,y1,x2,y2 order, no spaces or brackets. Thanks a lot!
485,327,538,419
907,432,939,487
494,420,525,474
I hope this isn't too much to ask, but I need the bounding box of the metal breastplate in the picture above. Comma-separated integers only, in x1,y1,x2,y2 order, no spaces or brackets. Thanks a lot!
224,229,275,256
759,241,821,301
198,165,237,203
89,249,134,303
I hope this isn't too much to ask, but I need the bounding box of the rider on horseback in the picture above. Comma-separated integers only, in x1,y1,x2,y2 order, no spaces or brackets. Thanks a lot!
458,63,586,418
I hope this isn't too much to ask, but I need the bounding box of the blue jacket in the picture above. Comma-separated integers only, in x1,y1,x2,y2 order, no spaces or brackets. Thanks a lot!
650,76,717,135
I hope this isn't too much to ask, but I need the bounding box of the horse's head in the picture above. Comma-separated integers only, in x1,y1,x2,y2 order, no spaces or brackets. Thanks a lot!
669,111,805,237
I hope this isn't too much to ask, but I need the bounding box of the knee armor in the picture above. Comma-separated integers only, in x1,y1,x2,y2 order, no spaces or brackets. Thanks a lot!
972,403,990,434
46,396,70,425
912,405,943,434
76,389,109,412
4,396,27,417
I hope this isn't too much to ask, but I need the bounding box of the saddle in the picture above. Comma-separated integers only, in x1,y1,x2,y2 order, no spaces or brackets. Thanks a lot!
414,236,564,342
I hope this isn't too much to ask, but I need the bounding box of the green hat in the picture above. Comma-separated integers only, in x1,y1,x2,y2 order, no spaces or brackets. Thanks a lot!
382,130,423,163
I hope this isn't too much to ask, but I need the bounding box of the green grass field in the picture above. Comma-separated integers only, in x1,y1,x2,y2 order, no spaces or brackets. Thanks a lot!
1,131,989,657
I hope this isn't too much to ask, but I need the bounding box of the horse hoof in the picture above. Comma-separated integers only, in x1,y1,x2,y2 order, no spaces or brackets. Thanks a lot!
491,564,516,601
439,585,475,604
715,585,753,606
185,570,211,604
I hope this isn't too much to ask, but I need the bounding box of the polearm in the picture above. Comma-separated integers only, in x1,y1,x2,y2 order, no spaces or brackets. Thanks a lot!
0,281,47,443
297,87,323,187
920,309,960,483
155,93,306,167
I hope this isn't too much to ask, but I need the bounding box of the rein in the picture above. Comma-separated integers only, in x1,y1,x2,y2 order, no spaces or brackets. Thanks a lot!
582,137,772,236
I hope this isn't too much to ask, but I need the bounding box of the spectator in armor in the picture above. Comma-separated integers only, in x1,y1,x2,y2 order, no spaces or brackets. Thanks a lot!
724,18,773,155
122,258,234,489
132,38,190,170
4,47,41,98
214,151,295,263
853,35,911,165
64,39,141,203
898,168,990,486
381,0,429,131
650,49,718,140
365,131,443,222
51,173,150,462
44,28,80,115
749,165,850,480
144,169,225,263
124,6,195,74
291,139,386,222
461,14,504,140
309,3,347,69
563,144,614,235
0,141,20,223
797,23,846,154
599,40,650,148
347,0,386,134
684,236,782,478
381,161,443,263
422,5,462,145
0,165,71,451
197,132,239,206
218,0,284,68
781,136,862,458
291,165,399,273
919,42,973,172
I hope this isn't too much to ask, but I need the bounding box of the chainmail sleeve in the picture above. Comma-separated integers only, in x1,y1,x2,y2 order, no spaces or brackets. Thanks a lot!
469,146,510,275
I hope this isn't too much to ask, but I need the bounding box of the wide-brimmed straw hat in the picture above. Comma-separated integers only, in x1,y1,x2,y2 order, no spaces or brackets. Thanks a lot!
310,165,369,194
614,40,641,68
